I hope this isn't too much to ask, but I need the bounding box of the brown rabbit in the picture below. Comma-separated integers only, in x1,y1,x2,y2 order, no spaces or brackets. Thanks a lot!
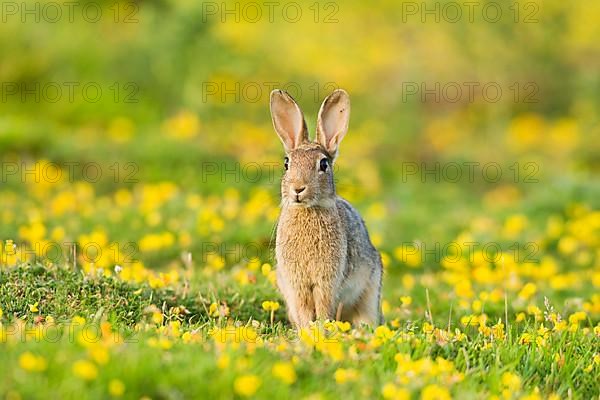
270,88,383,329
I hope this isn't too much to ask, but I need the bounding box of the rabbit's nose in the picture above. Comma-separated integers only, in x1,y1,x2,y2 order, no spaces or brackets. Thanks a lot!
293,186,306,194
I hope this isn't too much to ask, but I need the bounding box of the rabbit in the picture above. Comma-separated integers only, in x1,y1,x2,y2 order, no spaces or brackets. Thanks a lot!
270,88,383,329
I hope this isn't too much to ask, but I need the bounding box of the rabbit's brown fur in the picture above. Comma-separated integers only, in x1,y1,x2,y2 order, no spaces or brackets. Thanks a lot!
270,89,383,328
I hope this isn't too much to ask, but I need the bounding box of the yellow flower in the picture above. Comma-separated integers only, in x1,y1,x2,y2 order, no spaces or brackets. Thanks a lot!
568,311,587,325
217,354,230,369
454,329,467,342
381,252,391,268
422,322,434,334
503,214,528,238
88,345,110,365
334,368,358,384
382,300,391,315
147,337,173,350
152,311,164,325
19,352,47,372
501,372,521,390
209,302,229,318
163,110,200,139
460,315,479,326
272,361,297,385
537,326,550,337
471,300,483,313
4,239,15,254
382,383,410,400
558,236,578,255
234,374,261,397
402,274,415,290
73,360,98,381
108,379,125,397
375,325,394,340
421,384,451,400
518,283,537,300
261,263,272,275
527,305,542,317
553,320,567,332
507,114,545,151
400,296,412,306
491,321,505,340
29,302,39,313
181,331,194,343
394,245,422,268
209,302,219,317
520,389,543,400
454,280,474,299
519,333,533,345
535,335,547,347
245,257,261,271
318,340,345,362
335,321,351,332
262,301,280,312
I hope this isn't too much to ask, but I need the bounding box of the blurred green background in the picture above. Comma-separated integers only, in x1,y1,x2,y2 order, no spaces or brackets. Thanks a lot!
0,0,599,282
1,4,600,398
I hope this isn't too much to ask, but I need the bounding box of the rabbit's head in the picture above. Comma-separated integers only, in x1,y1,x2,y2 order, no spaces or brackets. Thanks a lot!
270,89,350,208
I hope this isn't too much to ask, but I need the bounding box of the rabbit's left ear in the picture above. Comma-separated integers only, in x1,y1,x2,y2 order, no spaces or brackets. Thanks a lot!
270,89,309,152
316,89,350,159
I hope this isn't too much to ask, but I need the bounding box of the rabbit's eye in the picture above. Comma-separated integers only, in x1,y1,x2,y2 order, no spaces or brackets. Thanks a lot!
319,158,328,172
284,157,289,170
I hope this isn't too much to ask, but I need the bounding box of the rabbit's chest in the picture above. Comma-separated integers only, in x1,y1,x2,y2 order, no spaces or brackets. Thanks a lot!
276,207,347,274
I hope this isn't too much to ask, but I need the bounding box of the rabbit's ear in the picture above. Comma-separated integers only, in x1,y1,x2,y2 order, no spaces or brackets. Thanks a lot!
316,89,350,158
270,89,309,152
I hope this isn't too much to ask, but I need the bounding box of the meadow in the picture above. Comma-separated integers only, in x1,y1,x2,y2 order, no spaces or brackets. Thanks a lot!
1,0,599,398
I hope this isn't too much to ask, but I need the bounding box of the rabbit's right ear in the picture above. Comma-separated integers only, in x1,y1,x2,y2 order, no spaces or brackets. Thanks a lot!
270,90,309,152
316,89,350,159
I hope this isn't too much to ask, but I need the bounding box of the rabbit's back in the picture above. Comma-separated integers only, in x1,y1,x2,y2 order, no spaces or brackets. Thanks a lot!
336,198,383,309
336,197,381,272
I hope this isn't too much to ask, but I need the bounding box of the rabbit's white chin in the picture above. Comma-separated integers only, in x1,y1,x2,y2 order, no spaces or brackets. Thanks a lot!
284,197,336,209
286,199,313,208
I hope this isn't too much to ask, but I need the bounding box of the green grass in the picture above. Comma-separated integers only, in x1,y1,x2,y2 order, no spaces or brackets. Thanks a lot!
2,0,600,397
1,263,598,399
